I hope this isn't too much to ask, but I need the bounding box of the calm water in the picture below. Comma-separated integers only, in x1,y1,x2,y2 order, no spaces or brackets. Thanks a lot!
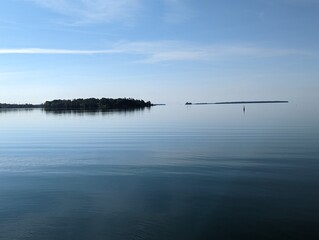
0,104,318,240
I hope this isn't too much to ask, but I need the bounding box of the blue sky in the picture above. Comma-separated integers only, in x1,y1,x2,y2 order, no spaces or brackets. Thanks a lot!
0,0,318,104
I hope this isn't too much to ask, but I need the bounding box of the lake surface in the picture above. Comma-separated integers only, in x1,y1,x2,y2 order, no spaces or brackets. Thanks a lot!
0,104,318,240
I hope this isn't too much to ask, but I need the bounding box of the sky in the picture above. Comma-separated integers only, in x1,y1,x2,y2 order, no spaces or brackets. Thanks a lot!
0,0,318,104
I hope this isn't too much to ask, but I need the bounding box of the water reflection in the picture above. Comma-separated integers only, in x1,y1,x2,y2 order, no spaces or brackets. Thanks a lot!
43,107,151,116
0,108,35,113
0,105,319,239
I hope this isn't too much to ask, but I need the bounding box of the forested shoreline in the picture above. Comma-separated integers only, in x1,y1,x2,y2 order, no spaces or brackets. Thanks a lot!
0,103,42,109
0,98,152,110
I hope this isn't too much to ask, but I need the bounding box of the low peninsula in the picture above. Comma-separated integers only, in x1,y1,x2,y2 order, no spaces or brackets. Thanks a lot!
186,101,289,105
214,101,289,104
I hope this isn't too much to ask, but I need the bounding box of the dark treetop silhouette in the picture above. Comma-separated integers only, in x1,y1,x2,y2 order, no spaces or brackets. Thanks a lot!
0,103,42,109
43,98,152,110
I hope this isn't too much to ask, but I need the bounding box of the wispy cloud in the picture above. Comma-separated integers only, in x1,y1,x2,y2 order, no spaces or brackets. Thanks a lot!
0,48,120,54
0,41,311,63
26,0,194,25
112,41,310,63
27,0,142,24
112,41,209,62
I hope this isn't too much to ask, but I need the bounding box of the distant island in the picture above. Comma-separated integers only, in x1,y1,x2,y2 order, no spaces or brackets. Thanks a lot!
44,98,152,110
186,101,289,105
0,98,153,110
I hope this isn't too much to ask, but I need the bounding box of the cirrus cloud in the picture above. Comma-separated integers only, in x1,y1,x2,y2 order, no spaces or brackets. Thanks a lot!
27,0,142,24
0,41,311,63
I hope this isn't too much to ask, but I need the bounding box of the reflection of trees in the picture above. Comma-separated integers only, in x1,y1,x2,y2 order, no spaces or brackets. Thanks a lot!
43,107,150,116
0,108,35,114
44,98,152,110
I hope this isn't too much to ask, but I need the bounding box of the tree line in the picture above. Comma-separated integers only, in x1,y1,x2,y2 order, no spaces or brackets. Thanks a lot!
43,98,152,110
0,103,42,109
